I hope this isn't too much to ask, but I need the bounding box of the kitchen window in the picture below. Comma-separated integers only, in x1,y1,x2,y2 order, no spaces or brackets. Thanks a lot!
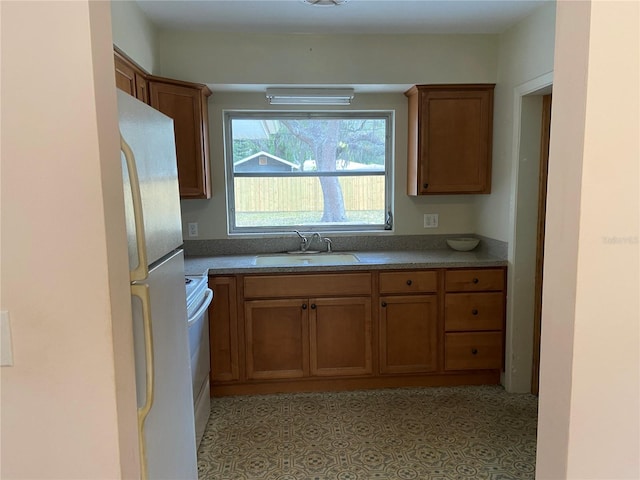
224,111,393,234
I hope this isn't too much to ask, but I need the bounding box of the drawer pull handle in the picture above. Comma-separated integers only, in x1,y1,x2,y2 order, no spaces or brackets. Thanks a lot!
471,348,478,355
472,309,479,315
406,280,412,286
311,304,316,310
381,301,387,307
302,303,307,310
472,278,479,284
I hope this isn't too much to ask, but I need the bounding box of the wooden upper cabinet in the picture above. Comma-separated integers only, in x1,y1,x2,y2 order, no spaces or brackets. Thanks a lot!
148,77,212,199
114,50,148,103
405,84,495,195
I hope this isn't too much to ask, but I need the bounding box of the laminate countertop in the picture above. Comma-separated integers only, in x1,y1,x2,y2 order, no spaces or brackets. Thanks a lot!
184,249,507,276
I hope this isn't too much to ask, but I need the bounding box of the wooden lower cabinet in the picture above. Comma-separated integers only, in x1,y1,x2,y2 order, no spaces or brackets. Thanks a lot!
209,267,506,396
445,332,503,370
379,295,438,374
208,276,239,384
310,297,372,376
244,296,372,380
245,299,309,380
444,268,506,371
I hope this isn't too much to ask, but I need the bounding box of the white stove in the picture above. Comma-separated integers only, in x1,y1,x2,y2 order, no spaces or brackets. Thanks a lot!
184,274,213,448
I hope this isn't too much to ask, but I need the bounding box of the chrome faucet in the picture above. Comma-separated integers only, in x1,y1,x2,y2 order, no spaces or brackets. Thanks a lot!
293,231,333,253
294,230,310,252
324,237,333,253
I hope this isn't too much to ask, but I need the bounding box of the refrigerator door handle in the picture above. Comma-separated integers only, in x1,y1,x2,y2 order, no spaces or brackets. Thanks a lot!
131,283,155,480
121,134,149,282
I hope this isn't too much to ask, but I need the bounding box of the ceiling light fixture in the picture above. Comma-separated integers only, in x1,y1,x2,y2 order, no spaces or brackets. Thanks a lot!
266,88,355,105
302,0,349,6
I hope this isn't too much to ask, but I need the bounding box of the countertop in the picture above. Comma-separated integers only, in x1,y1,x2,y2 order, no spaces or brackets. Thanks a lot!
184,249,507,276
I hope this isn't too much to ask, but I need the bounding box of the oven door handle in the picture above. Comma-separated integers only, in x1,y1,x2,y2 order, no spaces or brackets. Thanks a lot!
187,288,213,326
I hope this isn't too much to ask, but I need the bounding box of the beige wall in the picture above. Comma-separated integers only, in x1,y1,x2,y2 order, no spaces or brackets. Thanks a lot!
0,2,139,477
111,0,158,73
156,30,498,87
470,2,556,392
536,0,640,478
153,31,499,239
180,91,478,239
476,2,555,242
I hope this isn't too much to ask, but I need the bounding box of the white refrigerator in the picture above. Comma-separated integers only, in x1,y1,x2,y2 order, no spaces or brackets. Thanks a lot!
118,90,198,480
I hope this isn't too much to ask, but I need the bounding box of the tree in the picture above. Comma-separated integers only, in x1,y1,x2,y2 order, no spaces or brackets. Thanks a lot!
281,119,346,222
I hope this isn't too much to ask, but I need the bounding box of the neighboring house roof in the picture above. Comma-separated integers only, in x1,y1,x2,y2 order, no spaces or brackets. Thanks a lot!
234,151,300,170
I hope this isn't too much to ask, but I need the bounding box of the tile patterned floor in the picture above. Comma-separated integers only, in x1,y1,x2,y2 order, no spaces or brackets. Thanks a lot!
197,385,538,479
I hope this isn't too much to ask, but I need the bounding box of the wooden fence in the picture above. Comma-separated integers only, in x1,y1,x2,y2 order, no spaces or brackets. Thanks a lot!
234,176,385,212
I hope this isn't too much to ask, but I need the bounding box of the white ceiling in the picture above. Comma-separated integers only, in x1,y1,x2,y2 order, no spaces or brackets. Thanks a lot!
135,0,551,35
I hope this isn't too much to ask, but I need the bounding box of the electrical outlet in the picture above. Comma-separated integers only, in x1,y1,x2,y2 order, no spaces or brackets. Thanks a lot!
187,222,199,237
423,214,439,228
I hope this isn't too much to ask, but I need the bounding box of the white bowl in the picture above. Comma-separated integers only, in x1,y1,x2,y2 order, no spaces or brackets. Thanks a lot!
446,238,480,252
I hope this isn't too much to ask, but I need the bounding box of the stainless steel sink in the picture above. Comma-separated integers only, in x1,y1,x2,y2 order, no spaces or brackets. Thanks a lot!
254,253,360,266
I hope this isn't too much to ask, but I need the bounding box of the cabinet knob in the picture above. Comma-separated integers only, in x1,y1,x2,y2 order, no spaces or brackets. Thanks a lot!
472,309,479,315
406,279,412,286
311,304,316,310
423,183,429,189
302,303,307,310
471,348,478,355
472,278,479,284
381,301,387,307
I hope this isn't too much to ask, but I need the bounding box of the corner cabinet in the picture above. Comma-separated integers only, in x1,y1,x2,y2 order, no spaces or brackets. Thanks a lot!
113,49,212,199
148,77,212,199
405,84,495,195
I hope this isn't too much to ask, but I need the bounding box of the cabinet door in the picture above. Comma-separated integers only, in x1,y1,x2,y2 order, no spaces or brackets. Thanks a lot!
406,85,494,195
134,72,149,103
379,295,438,374
148,80,211,199
209,276,239,384
245,299,309,380
114,54,136,97
309,297,372,377
114,53,148,103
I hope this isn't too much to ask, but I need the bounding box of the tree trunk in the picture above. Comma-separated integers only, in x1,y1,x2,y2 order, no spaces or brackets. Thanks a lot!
319,177,346,222
315,121,347,222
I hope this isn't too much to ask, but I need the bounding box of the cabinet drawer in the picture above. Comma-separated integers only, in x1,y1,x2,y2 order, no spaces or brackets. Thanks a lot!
445,293,504,331
244,273,371,299
445,332,502,370
379,270,438,294
445,269,505,292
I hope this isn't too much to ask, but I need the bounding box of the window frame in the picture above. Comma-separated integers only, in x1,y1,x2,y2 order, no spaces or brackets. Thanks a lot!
223,110,394,235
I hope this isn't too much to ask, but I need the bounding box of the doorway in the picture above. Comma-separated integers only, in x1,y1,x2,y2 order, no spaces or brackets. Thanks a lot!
504,74,552,394
531,94,552,395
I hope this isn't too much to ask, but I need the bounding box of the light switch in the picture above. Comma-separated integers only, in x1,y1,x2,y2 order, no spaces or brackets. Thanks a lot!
423,214,439,228
1,310,14,366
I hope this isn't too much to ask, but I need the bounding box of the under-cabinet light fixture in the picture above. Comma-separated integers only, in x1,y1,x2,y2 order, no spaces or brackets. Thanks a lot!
266,88,355,105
